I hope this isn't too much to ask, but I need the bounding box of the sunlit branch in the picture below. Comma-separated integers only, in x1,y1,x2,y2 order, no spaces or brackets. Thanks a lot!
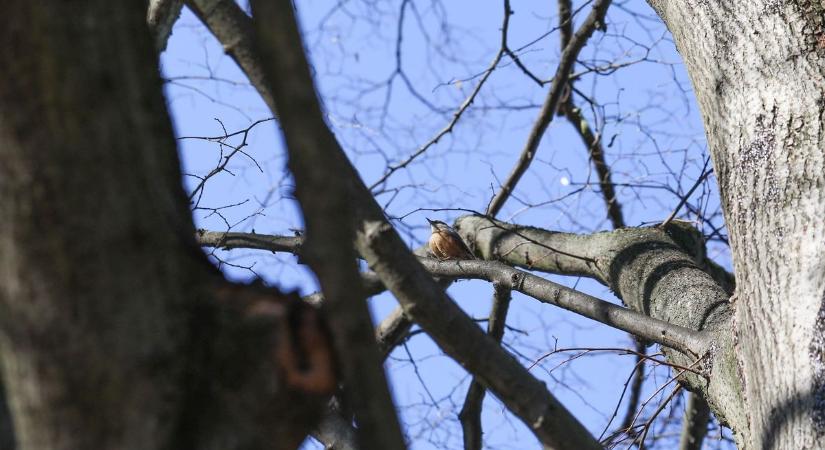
486,0,612,217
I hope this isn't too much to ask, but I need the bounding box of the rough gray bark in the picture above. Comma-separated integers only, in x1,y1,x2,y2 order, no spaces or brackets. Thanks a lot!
645,1,825,448
455,216,744,433
0,3,331,449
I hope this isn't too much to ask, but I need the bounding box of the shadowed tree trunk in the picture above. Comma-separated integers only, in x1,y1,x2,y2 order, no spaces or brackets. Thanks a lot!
0,2,331,449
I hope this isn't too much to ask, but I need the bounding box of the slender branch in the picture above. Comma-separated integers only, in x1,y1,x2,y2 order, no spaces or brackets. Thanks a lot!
556,0,625,230
562,104,625,228
486,0,612,216
558,0,574,49
660,159,713,227
369,51,504,191
678,393,710,450
187,0,278,115
418,258,707,355
369,0,519,191
617,341,647,436
638,385,684,449
197,229,303,254
147,0,183,51
458,283,511,450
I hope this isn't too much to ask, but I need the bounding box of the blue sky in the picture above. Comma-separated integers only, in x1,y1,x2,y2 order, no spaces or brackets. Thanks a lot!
160,1,732,448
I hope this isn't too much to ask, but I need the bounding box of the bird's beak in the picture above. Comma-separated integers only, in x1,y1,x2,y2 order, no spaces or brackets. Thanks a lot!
426,218,435,225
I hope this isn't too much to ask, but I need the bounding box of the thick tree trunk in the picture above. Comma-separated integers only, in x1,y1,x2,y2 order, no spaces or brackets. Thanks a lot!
647,1,825,448
0,3,328,449
0,3,205,448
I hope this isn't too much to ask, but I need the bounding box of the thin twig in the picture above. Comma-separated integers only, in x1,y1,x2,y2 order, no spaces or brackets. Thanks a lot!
368,0,520,191
486,0,612,216
660,158,713,227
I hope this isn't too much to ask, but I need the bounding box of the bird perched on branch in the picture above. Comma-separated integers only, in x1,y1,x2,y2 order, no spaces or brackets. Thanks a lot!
427,218,476,260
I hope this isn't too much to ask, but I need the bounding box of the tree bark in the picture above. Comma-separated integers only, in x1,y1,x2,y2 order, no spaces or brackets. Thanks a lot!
0,3,329,449
647,1,825,448
0,3,204,447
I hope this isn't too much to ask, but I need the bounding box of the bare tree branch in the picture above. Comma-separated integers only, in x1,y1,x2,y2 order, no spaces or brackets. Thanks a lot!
249,3,406,450
660,159,713,228
313,407,360,450
195,227,705,353
678,393,710,450
187,0,278,114
249,2,602,448
147,0,184,51
455,216,731,337
617,341,647,438
561,104,626,228
486,0,612,216
458,283,511,450
370,0,514,191
198,229,303,254
417,258,706,355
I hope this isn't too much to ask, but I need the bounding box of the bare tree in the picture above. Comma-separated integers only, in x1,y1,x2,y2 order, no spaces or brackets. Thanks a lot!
1,1,823,450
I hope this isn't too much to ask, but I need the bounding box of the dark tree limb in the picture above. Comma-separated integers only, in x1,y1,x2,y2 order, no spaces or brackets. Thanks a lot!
678,393,711,450
417,258,706,355
458,283,511,450
147,0,184,51
187,0,278,114
312,406,360,450
0,3,334,449
249,1,601,448
0,375,14,450
555,0,625,231
249,3,407,450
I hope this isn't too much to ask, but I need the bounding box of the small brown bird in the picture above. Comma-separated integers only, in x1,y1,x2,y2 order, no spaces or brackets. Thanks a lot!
427,218,476,260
